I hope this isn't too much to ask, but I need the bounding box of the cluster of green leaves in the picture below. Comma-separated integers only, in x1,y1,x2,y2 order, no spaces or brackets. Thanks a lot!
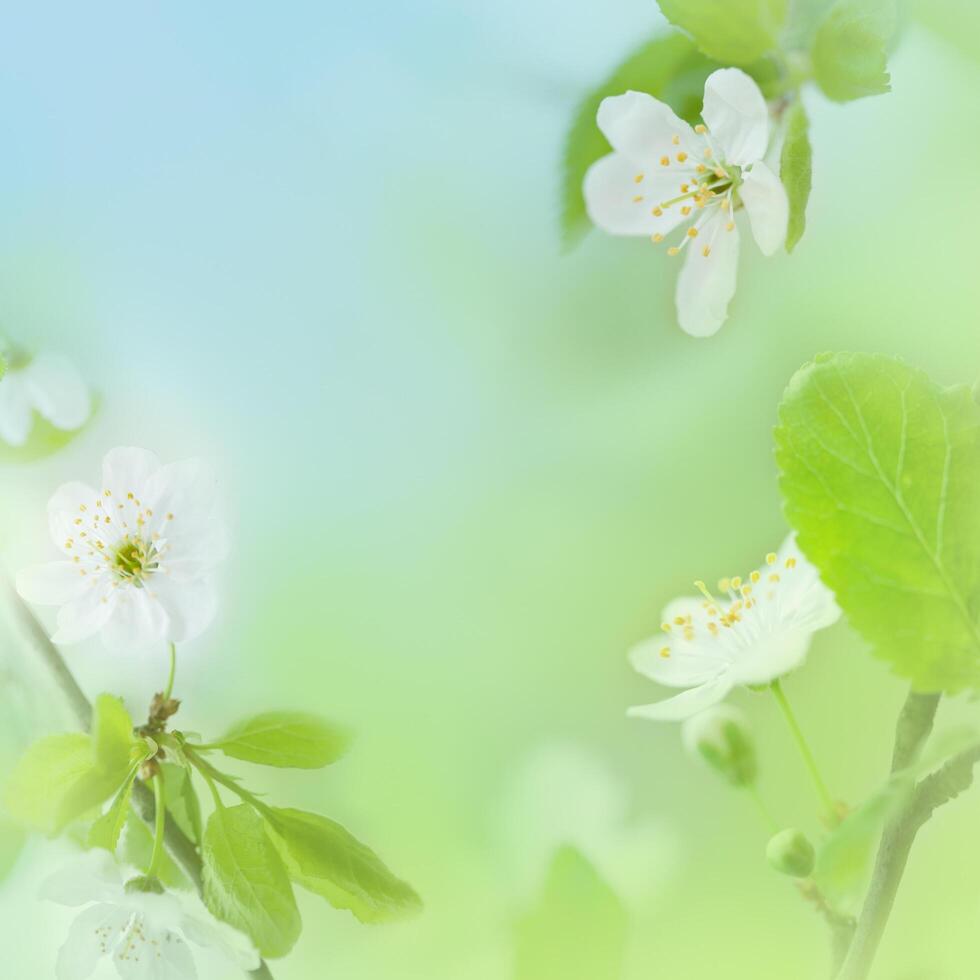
776,352,980,694
3,698,421,960
562,0,898,251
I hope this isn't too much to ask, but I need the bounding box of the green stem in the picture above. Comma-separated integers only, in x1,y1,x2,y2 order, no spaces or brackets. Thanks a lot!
771,679,836,817
836,692,941,980
147,769,167,879
748,784,779,833
186,747,271,817
163,643,176,701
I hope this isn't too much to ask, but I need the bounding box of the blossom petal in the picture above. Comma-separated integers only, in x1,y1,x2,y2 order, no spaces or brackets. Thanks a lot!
21,354,91,431
0,374,33,446
731,629,811,685
48,481,100,551
41,853,123,906
56,903,131,980
16,562,90,606
629,635,730,688
100,588,169,653
597,91,698,166
627,673,734,722
102,447,162,499
112,923,197,980
584,153,689,238
151,576,217,642
739,162,789,256
675,212,740,337
702,68,769,166
181,914,260,970
52,583,116,645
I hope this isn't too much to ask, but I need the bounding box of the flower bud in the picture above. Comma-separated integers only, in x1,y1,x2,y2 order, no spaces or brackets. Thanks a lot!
124,875,165,895
766,828,815,878
682,705,756,788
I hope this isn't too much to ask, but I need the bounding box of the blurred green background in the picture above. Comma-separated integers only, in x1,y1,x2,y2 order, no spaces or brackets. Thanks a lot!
1,2,979,978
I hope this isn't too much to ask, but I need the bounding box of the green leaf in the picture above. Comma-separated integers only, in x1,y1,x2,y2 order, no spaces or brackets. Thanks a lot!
780,101,812,253
208,712,351,769
202,804,300,958
4,733,128,834
812,0,897,102
561,34,718,247
92,694,135,774
514,845,628,980
775,352,980,693
121,810,188,890
658,0,788,65
161,763,202,845
88,772,137,854
265,806,421,923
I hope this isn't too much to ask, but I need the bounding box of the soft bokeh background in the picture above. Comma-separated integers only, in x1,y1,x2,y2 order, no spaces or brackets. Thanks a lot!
0,2,979,978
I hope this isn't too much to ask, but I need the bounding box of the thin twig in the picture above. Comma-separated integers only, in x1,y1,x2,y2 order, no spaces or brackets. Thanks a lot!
8,584,275,980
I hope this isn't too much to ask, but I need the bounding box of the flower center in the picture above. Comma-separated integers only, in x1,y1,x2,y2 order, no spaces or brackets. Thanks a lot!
111,534,159,587
633,123,744,259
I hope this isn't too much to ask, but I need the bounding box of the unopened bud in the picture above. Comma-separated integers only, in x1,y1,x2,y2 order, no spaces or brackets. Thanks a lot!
125,875,164,895
682,705,756,788
139,757,161,781
766,828,815,878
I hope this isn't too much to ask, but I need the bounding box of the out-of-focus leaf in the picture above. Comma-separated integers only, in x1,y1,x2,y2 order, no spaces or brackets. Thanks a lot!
658,0,788,65
812,0,896,102
514,845,628,980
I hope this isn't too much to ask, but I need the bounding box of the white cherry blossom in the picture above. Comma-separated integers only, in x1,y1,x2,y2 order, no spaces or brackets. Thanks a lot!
0,349,90,446
584,68,789,336
17,447,226,653
41,853,257,980
628,534,839,722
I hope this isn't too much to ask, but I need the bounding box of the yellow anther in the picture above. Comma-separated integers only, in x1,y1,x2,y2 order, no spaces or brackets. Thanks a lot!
704,147,713,159
702,245,711,257
633,195,644,203
696,164,707,173
681,205,692,216
769,573,781,583
661,622,672,633
726,222,736,232
634,173,644,184
683,627,695,641
695,124,707,134
785,556,797,569
667,246,680,256
660,155,670,166
660,646,671,658
731,576,742,590
674,615,686,626
714,168,727,179
676,152,688,163
707,621,719,635
104,489,112,497
652,206,663,217
651,233,664,243
750,570,761,584
671,134,680,145
687,227,699,238
718,577,731,592
766,552,777,566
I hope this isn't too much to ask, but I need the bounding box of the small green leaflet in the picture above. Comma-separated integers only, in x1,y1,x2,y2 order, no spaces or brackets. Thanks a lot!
88,771,138,854
161,763,203,845
658,0,788,65
207,712,351,769
780,101,812,253
264,807,422,923
514,845,627,980
561,33,717,248
776,353,980,693
202,804,301,958
92,694,136,774
812,0,896,102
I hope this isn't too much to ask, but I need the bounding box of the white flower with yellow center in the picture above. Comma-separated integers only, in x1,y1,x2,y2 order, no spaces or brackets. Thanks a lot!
628,535,839,721
17,447,226,652
0,349,91,446
41,854,257,980
584,68,789,337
